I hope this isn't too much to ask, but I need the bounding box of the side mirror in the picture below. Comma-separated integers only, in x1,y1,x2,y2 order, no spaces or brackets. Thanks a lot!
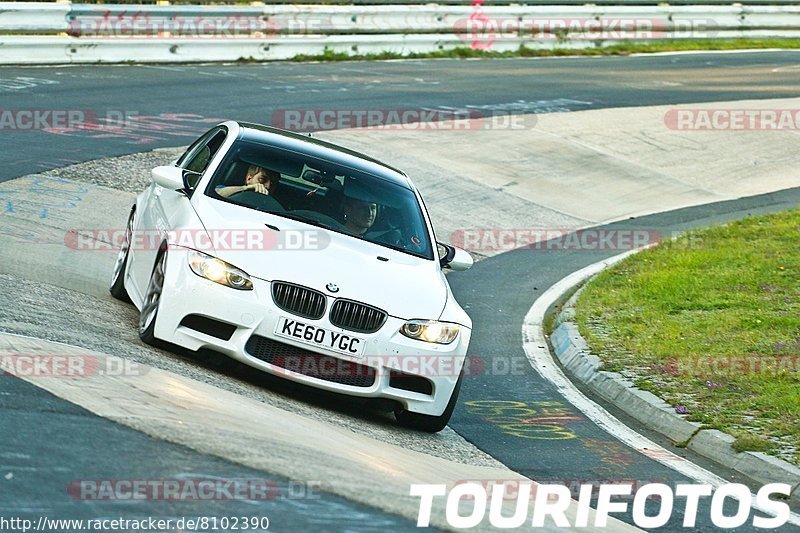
438,243,473,271
151,166,185,190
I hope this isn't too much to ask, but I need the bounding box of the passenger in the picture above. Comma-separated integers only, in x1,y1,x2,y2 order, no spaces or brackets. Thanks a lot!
216,165,280,198
342,197,378,235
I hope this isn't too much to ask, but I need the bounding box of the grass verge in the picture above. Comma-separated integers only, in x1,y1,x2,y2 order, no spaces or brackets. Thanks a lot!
284,39,800,62
574,209,800,465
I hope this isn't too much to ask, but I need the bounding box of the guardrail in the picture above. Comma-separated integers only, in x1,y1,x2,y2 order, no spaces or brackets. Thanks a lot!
1,2,799,64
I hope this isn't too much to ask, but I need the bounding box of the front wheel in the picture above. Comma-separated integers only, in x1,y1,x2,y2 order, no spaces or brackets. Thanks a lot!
394,368,464,433
109,210,134,302
139,250,167,346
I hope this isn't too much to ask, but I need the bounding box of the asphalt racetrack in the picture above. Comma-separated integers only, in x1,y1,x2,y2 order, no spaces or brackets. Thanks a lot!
2,52,800,531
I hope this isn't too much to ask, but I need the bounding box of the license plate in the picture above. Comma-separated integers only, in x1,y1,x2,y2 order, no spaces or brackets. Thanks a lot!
274,316,365,358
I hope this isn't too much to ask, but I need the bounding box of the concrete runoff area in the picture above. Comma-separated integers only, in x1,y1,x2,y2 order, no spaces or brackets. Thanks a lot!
0,174,129,298
3,97,800,529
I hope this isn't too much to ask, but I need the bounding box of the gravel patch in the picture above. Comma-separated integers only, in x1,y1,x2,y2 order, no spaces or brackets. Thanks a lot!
45,147,186,193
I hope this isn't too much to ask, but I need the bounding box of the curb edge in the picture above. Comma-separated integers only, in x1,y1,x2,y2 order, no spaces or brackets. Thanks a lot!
550,279,800,509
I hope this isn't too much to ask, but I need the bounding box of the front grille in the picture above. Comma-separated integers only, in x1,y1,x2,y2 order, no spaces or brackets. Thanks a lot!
245,335,376,388
329,299,387,333
271,282,326,320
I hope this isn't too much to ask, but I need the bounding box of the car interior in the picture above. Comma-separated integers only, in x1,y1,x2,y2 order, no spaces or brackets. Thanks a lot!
205,142,433,258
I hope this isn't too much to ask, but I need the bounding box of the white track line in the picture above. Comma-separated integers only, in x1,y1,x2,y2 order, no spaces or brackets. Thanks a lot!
522,250,800,526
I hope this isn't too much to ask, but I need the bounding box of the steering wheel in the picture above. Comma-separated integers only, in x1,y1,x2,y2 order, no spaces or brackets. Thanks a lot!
229,190,284,212
366,228,404,248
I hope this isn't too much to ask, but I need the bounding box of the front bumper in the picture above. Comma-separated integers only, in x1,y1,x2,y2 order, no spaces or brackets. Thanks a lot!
154,250,471,416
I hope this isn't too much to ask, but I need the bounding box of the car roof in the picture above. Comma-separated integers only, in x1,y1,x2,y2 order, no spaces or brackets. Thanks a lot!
237,122,412,189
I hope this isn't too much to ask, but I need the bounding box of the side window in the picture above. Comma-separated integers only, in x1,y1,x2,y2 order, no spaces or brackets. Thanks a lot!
177,128,215,167
179,127,227,188
185,146,212,174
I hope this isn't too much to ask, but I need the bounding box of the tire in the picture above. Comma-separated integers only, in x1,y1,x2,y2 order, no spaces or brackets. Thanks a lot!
394,368,464,433
109,210,134,303
139,249,167,346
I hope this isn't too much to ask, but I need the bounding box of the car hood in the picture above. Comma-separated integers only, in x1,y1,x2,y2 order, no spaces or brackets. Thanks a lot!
193,198,447,320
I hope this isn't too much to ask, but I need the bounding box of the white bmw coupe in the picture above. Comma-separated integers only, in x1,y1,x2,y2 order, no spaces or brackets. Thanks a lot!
111,121,473,431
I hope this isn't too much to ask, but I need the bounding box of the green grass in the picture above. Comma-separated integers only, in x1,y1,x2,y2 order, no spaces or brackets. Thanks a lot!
574,209,800,464
281,39,800,62
733,434,774,454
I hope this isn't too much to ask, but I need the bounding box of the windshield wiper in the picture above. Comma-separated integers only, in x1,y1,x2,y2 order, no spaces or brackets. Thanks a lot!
278,212,342,232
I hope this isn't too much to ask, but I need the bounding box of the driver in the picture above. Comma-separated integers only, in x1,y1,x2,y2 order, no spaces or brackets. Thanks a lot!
216,165,280,198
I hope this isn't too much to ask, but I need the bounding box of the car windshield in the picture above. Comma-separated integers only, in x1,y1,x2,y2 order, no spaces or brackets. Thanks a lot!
205,140,434,260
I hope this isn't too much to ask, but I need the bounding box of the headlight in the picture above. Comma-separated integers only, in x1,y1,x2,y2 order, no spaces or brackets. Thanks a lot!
188,250,253,290
400,320,459,344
